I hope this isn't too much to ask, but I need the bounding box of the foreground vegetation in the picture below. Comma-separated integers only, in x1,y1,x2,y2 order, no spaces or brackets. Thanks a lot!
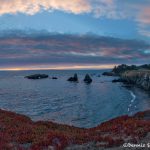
0,109,149,149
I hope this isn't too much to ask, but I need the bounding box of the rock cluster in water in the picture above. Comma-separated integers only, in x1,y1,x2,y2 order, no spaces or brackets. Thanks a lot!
67,73,78,82
25,74,49,79
25,73,94,83
67,73,93,83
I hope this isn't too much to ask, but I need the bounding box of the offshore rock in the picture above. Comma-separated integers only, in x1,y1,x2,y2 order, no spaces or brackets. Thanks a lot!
25,74,48,79
84,74,92,83
67,73,78,82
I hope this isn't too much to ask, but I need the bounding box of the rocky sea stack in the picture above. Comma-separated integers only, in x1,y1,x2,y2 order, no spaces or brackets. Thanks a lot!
67,73,78,82
84,74,92,83
25,74,49,79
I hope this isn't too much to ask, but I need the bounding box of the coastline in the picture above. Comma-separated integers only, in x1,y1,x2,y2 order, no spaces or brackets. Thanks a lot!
127,87,150,116
0,65,150,149
0,108,149,150
104,64,150,116
1,69,143,129
127,90,136,115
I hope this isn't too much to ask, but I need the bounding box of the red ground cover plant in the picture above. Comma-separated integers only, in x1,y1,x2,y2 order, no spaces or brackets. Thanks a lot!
0,109,149,150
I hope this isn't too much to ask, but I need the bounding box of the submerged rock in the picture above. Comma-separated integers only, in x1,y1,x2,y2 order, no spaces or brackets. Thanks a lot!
102,72,115,76
97,74,101,77
112,78,127,83
52,77,58,79
90,73,96,76
25,74,48,79
84,74,92,83
122,85,133,88
67,73,78,82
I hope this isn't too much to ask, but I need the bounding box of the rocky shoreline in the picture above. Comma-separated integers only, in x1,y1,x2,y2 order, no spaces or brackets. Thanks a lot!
0,109,149,150
104,64,150,91
3,64,149,149
121,70,150,90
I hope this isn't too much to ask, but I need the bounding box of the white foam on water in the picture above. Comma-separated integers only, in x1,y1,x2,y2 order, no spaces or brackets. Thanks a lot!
130,91,136,102
129,104,132,107
128,91,136,115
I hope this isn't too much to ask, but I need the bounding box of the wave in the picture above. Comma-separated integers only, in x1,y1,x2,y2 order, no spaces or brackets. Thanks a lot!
128,91,136,114
130,91,136,103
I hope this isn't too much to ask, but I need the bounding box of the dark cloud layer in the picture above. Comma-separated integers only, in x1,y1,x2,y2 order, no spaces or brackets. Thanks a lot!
0,30,150,68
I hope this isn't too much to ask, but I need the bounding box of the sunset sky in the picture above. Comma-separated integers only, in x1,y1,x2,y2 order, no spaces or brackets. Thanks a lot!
0,0,150,70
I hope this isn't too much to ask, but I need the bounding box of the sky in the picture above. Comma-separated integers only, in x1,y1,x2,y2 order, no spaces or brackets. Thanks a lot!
0,0,150,70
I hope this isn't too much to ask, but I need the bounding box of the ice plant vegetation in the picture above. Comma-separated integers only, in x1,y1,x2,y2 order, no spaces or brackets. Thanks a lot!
0,109,149,149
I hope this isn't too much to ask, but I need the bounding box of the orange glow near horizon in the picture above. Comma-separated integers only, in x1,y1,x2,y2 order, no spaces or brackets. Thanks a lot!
0,64,117,71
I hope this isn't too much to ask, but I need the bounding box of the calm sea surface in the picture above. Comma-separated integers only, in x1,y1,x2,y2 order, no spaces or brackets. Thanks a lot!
0,70,150,128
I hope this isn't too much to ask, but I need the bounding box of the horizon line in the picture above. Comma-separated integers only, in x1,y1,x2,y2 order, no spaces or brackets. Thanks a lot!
0,64,117,71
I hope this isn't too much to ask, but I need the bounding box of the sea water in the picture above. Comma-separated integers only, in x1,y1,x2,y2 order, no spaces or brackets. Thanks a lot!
0,70,150,128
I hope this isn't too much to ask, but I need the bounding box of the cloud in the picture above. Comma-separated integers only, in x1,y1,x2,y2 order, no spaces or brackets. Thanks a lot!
0,0,150,25
1,0,150,38
135,5,150,37
0,0,118,20
0,0,91,15
138,7,150,25
92,1,150,37
0,0,150,23
0,31,150,68
0,0,129,19
0,0,123,20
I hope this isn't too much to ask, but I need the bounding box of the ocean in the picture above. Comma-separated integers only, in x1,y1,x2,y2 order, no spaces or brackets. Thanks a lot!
0,70,150,128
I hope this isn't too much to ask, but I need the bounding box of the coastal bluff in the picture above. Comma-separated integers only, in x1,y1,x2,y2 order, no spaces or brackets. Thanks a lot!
0,109,149,150
121,70,150,90
104,64,150,91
